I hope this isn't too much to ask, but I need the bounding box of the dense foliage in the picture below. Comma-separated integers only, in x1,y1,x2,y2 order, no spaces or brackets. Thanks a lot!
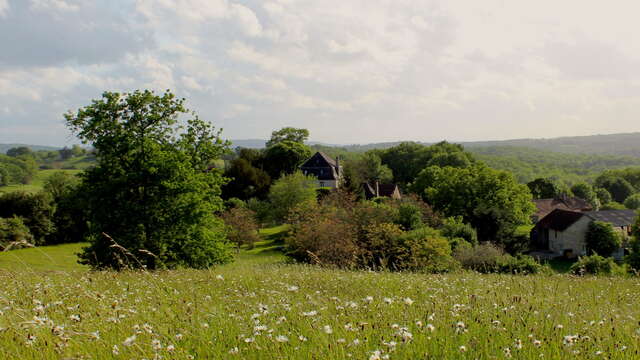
411,164,534,248
285,191,450,271
268,171,318,223
66,90,233,270
585,221,621,257
0,191,55,245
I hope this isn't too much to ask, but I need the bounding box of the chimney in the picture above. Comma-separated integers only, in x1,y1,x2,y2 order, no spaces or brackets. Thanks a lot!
375,180,379,197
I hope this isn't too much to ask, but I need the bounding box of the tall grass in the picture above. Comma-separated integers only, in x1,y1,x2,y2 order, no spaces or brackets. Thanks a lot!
1,242,639,359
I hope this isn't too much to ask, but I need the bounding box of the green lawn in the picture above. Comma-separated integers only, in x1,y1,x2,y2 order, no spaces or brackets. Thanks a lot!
1,228,639,359
0,242,87,271
0,169,82,194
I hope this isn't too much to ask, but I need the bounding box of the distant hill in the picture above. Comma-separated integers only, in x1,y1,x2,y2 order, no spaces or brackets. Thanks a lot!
0,144,60,154
462,132,640,157
231,132,640,157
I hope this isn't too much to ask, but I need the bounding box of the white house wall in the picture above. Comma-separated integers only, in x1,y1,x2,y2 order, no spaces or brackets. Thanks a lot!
549,216,590,257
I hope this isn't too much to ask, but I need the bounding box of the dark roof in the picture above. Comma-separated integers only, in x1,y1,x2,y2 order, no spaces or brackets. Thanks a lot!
300,152,341,180
533,196,592,220
584,210,637,227
300,152,337,168
536,209,585,231
537,208,638,231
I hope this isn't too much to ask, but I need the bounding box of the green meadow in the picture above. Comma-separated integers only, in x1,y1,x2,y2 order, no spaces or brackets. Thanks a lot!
1,228,639,359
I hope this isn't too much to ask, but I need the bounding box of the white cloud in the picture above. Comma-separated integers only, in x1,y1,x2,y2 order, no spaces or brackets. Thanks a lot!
0,0,9,17
3,0,640,145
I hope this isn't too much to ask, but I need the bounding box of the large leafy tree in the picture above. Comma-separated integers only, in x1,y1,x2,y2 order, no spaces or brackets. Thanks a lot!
379,141,473,185
66,90,233,270
266,127,310,147
343,152,393,192
411,164,534,246
263,140,312,179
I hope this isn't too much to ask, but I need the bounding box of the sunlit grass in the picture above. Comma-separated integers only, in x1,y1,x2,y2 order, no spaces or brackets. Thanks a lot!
0,228,638,359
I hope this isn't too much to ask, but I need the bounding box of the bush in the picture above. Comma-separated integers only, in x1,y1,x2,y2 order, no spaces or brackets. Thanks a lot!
453,243,541,274
600,202,625,210
285,194,455,272
396,204,423,230
0,217,34,250
496,255,541,274
570,254,618,275
453,243,504,273
391,227,455,272
624,193,640,210
585,221,621,257
624,237,640,272
286,202,360,268
221,207,260,250
441,217,478,246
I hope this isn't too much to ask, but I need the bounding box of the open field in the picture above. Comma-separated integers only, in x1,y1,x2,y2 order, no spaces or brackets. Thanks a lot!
1,234,639,359
0,169,82,194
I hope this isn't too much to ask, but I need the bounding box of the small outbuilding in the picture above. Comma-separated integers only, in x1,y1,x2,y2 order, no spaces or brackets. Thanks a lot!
362,181,402,200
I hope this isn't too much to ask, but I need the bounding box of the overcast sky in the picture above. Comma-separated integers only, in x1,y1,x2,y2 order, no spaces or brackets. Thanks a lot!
2,0,640,146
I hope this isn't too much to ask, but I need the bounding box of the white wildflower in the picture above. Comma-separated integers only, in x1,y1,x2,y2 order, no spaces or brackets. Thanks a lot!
403,297,414,305
323,325,333,334
275,335,289,343
122,335,136,347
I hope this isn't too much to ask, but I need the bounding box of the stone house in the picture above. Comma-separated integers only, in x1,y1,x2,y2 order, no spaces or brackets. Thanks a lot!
300,152,343,188
532,209,636,260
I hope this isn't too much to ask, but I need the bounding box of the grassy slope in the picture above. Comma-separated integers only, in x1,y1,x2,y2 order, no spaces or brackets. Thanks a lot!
0,243,87,271
0,169,82,194
1,228,639,359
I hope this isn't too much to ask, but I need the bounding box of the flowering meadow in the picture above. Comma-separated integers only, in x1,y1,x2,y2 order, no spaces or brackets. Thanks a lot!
1,246,639,359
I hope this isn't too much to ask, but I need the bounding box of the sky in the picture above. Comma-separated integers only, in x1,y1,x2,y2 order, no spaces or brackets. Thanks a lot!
2,0,640,146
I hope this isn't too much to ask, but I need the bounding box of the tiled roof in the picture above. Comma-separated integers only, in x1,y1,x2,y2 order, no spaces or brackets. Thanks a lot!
584,210,637,227
533,197,592,220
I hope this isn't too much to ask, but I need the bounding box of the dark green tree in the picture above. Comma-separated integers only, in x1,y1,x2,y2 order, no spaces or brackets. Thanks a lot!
222,158,271,200
6,146,33,157
595,174,635,203
65,90,233,270
266,127,310,147
585,221,621,257
526,178,559,199
263,140,312,179
411,164,534,247
0,191,55,245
